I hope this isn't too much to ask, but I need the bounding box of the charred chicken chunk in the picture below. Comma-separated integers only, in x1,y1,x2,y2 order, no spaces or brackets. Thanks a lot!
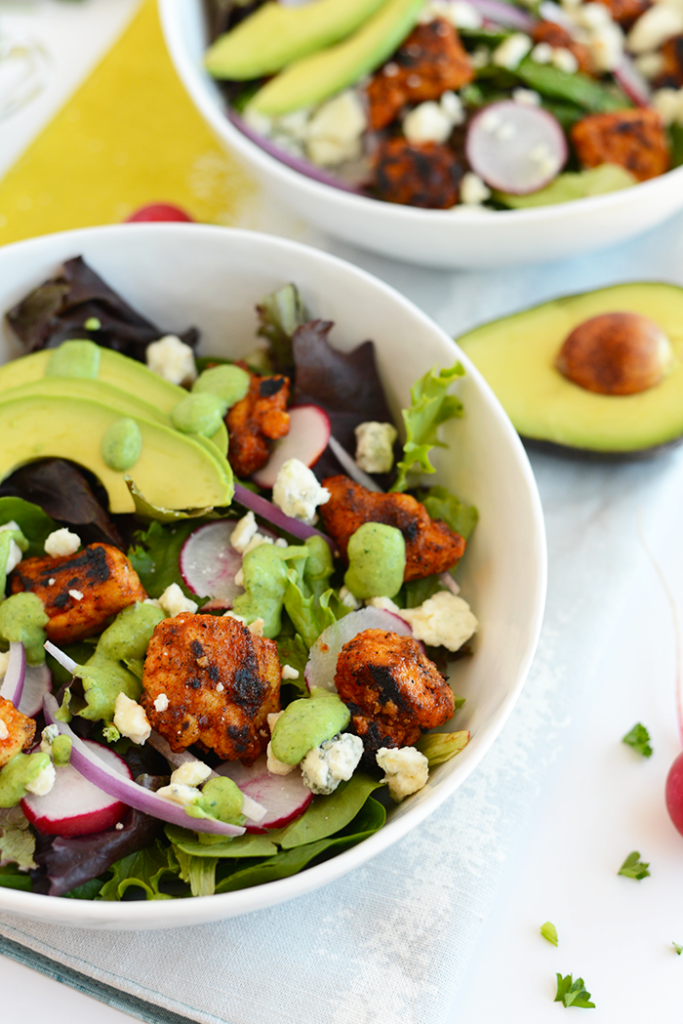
227,371,290,478
10,543,147,644
531,21,594,75
653,34,683,89
367,19,474,130
373,138,462,208
320,475,466,581
335,629,455,757
594,0,651,26
141,613,281,765
571,109,670,182
0,695,36,768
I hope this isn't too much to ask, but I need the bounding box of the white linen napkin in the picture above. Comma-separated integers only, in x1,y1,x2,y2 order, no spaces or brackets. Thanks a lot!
2,212,683,1024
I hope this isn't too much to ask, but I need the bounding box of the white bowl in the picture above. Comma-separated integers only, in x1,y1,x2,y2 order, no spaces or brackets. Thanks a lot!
158,0,683,270
0,224,545,929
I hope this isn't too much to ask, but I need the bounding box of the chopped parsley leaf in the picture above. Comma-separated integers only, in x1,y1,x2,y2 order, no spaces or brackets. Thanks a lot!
618,851,650,880
622,723,653,758
541,921,558,946
673,942,683,955
554,973,595,1009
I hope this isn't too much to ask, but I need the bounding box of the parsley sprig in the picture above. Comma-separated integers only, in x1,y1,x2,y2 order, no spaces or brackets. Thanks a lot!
622,723,653,758
673,942,682,955
618,851,650,880
554,973,595,1009
541,921,559,946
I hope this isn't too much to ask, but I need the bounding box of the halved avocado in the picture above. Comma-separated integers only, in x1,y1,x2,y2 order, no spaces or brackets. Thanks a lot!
456,282,683,457
0,394,233,513
204,0,388,81
0,347,228,455
247,0,425,117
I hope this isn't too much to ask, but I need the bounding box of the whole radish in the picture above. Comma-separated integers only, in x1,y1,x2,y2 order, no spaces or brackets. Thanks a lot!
126,203,193,223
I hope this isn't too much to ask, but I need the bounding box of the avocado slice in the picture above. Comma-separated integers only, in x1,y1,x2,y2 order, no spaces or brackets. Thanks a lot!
456,283,683,457
0,347,228,455
247,0,425,117
205,0,388,81
0,393,233,513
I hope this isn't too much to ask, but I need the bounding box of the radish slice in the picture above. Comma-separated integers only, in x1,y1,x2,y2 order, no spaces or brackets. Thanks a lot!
614,55,651,107
17,663,52,718
466,101,567,194
0,642,26,707
233,482,335,550
21,739,132,837
215,755,313,833
251,405,332,489
468,0,536,30
306,608,415,692
42,695,245,837
327,435,383,493
179,520,243,606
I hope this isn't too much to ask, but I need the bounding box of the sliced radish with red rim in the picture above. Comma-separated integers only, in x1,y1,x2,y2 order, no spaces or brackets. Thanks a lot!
21,739,131,837
180,519,242,607
306,607,415,692
215,755,313,832
466,101,567,195
251,404,331,489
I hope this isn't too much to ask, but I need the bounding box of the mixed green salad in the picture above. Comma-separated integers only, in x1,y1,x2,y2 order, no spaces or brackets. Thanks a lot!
0,257,477,901
205,0,683,209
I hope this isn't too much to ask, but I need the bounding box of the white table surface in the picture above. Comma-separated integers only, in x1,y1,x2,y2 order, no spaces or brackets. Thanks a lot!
2,3,683,1021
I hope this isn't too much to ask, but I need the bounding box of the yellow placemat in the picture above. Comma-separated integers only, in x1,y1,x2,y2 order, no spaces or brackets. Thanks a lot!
0,0,257,245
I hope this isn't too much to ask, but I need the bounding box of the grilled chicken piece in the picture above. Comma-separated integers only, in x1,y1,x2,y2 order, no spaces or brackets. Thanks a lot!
571,109,670,182
227,371,290,478
10,543,147,644
531,21,594,75
0,695,36,768
141,613,281,765
594,0,651,26
367,19,474,130
320,475,466,581
373,138,462,208
335,629,455,758
653,34,683,89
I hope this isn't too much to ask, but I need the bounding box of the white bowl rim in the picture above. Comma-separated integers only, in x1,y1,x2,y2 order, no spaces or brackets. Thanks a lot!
0,223,547,926
158,0,683,228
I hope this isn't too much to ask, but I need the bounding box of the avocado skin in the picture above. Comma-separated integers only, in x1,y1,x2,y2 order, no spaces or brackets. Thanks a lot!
205,0,388,81
247,0,425,117
457,282,683,459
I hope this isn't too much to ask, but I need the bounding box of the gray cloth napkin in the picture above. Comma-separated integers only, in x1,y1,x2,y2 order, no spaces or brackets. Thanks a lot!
3,212,683,1024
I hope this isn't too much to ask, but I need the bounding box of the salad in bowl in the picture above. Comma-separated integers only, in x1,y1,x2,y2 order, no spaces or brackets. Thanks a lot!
0,225,545,929
160,0,683,267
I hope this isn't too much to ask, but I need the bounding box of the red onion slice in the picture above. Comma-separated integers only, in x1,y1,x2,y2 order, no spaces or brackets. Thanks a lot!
306,607,415,692
327,436,383,493
233,482,335,551
467,0,536,31
613,54,651,107
466,100,567,194
0,642,26,708
227,110,363,195
18,663,52,718
43,694,245,837
44,640,78,676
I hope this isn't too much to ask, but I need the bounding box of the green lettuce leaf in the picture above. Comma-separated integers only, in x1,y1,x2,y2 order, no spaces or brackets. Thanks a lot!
419,485,478,541
0,864,32,891
98,841,178,901
392,363,465,493
173,847,218,897
256,282,308,375
415,730,470,766
0,496,56,557
128,519,207,599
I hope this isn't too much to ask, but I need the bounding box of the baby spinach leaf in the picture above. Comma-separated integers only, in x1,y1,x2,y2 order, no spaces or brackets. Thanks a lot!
392,363,465,493
278,773,384,849
516,59,628,111
0,496,56,558
165,824,279,859
0,864,32,891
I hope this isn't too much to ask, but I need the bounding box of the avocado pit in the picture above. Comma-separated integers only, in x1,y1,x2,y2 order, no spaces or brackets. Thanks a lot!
555,312,672,396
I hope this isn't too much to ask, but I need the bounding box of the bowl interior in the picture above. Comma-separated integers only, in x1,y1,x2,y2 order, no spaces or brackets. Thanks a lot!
0,224,545,927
